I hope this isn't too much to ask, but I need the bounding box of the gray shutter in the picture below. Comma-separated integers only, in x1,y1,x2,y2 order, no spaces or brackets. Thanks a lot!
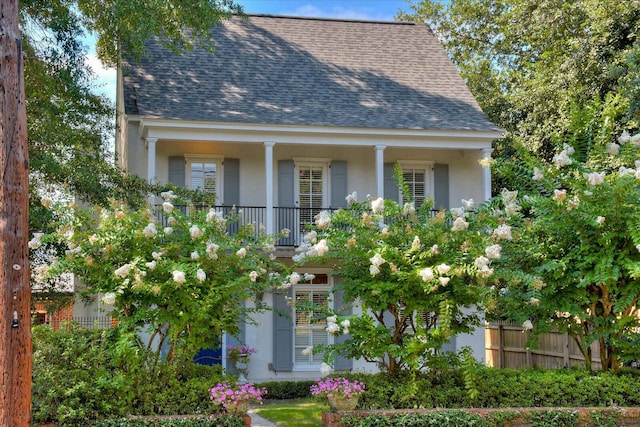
168,157,185,187
433,163,449,210
333,278,353,371
384,162,399,202
223,158,240,206
273,290,294,372
330,161,348,208
277,160,296,245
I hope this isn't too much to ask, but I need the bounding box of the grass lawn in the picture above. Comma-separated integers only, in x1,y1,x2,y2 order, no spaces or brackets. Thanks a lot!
252,398,329,427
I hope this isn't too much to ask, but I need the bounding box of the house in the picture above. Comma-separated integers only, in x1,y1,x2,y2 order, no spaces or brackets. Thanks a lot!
115,14,503,382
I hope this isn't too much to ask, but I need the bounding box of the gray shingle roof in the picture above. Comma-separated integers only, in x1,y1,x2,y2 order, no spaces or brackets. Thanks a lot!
122,14,500,132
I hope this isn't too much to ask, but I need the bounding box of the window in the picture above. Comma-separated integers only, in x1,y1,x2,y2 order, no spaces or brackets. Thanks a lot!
293,274,332,368
399,161,434,208
294,160,329,232
185,156,223,202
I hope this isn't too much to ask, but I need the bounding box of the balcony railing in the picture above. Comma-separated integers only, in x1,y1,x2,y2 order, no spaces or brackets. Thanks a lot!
155,205,439,247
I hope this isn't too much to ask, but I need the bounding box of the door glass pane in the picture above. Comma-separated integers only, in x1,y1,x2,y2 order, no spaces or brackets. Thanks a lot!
403,168,426,207
191,162,217,194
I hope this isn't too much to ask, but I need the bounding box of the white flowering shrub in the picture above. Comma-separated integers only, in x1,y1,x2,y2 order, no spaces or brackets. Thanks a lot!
41,194,287,367
298,189,510,376
489,129,640,371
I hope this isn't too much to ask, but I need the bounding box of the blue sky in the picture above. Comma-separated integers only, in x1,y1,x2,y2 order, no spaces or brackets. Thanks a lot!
89,1,414,101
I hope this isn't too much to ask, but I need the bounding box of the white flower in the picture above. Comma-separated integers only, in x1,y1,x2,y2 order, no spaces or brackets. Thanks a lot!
289,272,301,285
320,362,333,376
631,133,640,146
152,251,163,260
618,130,631,144
341,319,351,329
478,156,493,168
160,190,178,201
167,216,177,226
492,224,513,240
451,217,469,231
326,322,340,335
206,242,219,259
327,315,338,324
304,273,316,282
450,207,466,219
189,224,204,239
529,297,540,306
345,191,358,204
439,277,450,286
28,233,43,250
478,266,494,278
143,223,157,238
585,171,605,186
419,267,434,282
163,227,174,235
411,236,420,250
114,264,132,278
485,244,502,259
552,150,572,168
437,263,451,275
162,201,174,214
636,244,640,253
369,264,380,276
196,269,206,282
522,320,533,330
314,239,329,256
371,197,385,213
474,256,490,269
172,270,186,284
461,199,474,210
304,230,318,243
553,189,567,201
596,216,605,225
302,346,314,356
101,292,116,306
606,143,620,156
370,253,386,267
315,210,332,230
532,167,544,181
191,251,200,260
236,247,247,258
206,208,222,223
430,245,439,255
403,202,416,216
249,271,258,282
563,143,575,155
619,166,635,177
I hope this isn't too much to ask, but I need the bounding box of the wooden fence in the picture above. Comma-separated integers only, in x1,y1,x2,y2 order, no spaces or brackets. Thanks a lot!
485,321,602,370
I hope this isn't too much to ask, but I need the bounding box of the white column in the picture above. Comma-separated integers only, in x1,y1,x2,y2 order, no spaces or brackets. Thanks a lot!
264,142,276,235
146,137,158,184
374,145,386,198
482,148,494,202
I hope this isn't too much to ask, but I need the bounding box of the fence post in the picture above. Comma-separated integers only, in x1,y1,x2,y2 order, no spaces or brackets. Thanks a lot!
563,331,570,368
498,323,505,369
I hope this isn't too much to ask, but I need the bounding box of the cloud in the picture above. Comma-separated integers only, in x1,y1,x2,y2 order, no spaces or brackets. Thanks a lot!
85,52,116,102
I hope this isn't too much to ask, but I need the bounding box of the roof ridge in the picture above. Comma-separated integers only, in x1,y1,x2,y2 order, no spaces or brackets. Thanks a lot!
239,13,416,26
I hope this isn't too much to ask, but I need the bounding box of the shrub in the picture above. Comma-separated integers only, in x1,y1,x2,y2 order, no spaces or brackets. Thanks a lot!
257,380,315,400
93,416,244,427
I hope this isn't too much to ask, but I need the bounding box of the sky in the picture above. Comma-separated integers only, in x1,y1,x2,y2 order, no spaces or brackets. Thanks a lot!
87,0,414,102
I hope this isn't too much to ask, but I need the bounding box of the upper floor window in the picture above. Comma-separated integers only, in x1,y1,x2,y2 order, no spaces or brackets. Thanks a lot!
186,156,223,203
399,161,434,208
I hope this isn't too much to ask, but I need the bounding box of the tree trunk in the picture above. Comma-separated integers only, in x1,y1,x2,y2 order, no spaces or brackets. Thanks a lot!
0,1,31,426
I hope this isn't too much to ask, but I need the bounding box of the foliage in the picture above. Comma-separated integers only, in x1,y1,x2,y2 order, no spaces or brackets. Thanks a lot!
309,377,365,399
342,411,487,427
257,380,315,400
94,417,244,427
209,381,267,412
32,324,225,426
41,193,288,370
484,131,640,371
296,190,510,376
401,0,640,181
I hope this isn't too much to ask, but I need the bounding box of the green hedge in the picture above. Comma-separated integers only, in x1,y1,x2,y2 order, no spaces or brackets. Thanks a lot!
93,416,244,427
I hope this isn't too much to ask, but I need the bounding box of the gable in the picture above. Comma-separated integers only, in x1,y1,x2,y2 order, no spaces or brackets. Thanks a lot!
122,15,500,132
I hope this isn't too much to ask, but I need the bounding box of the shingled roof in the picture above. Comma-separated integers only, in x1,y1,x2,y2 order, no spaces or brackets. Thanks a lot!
122,14,500,132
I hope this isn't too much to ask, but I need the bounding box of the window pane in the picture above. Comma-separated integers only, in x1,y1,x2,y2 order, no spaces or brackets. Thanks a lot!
191,162,217,194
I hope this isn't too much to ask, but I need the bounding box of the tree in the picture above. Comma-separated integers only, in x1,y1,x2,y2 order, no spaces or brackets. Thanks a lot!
42,193,287,371
297,180,510,377
0,1,31,425
401,0,640,188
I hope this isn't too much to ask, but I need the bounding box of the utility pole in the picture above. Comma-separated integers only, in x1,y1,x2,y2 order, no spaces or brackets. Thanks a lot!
0,0,32,425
